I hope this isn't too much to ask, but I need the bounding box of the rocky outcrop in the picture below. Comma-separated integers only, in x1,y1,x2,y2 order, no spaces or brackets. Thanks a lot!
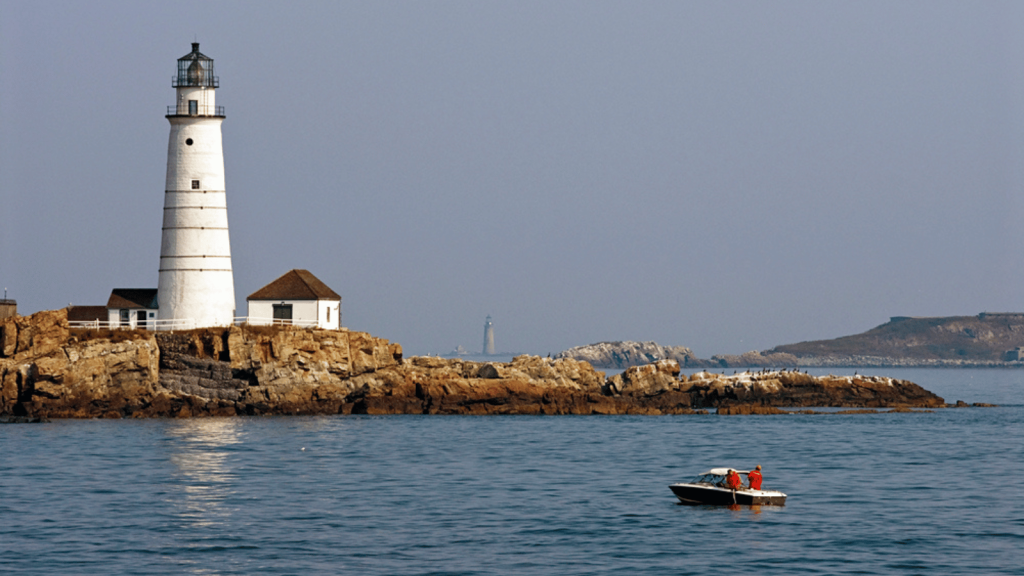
346,355,619,415
602,362,943,410
1,309,161,418
1,309,947,418
555,341,702,369
1,310,403,418
708,350,800,368
1,308,69,358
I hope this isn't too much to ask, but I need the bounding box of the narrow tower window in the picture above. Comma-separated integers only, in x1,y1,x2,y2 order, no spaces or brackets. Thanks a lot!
185,138,193,146
191,180,200,189
188,100,198,115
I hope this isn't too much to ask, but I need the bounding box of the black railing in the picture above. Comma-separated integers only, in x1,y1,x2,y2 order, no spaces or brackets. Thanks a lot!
166,105,225,117
172,75,219,88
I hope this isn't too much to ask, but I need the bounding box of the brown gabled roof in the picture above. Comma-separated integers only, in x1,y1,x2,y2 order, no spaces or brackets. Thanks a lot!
68,305,109,322
107,288,159,309
247,269,341,301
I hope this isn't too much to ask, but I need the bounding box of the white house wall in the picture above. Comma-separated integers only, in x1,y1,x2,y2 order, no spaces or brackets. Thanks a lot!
248,299,340,330
107,308,158,329
317,300,341,330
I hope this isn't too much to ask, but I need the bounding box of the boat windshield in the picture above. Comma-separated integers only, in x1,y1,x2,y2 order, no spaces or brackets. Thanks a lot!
694,473,726,485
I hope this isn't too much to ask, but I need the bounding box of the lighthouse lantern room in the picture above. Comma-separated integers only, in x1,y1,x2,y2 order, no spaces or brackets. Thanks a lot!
157,42,235,328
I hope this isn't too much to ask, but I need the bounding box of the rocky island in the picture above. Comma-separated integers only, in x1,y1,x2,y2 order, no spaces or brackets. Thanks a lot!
762,313,1024,367
2,309,949,419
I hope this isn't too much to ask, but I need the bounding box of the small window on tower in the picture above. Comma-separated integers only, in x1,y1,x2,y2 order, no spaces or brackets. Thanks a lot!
191,180,200,190
188,100,198,115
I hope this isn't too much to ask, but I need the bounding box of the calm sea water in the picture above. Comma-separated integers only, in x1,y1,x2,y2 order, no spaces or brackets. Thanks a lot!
1,369,1021,575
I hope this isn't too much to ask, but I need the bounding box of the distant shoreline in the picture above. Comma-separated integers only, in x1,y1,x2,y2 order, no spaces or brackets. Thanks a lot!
558,314,1024,370
586,360,1024,370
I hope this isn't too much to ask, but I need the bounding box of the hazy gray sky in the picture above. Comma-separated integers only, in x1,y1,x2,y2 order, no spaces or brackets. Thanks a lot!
3,1,1024,357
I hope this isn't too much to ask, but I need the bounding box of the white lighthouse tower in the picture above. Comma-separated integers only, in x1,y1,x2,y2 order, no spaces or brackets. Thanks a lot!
157,43,235,328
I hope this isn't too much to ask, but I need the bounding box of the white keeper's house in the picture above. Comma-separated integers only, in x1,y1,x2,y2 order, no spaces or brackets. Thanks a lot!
247,269,341,330
106,289,159,330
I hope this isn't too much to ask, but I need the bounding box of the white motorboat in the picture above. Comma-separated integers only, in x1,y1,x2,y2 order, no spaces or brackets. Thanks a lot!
669,468,787,506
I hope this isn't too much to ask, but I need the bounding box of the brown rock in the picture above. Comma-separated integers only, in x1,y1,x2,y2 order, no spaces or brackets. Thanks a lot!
605,359,680,396
1,309,69,359
0,309,950,418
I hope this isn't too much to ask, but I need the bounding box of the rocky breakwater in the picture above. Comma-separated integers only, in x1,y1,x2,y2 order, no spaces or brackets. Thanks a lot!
348,355,616,415
604,363,945,412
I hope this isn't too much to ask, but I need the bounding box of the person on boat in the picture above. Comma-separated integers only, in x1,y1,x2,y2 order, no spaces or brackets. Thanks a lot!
725,469,742,490
747,465,763,490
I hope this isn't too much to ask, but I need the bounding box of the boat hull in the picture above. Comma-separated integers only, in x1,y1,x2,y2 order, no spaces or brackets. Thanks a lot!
669,483,786,506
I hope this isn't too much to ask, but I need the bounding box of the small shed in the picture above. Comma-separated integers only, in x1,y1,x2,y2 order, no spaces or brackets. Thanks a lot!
0,299,16,320
107,289,159,329
247,269,341,330
68,305,109,328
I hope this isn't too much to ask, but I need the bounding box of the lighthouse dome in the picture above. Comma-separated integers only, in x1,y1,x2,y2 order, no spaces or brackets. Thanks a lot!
173,42,218,88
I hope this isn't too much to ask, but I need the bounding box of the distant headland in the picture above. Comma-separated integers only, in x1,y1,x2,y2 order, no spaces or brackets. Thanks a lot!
556,313,1024,369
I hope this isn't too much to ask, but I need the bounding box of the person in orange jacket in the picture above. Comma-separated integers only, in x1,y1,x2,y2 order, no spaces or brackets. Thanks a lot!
726,469,742,490
747,465,763,490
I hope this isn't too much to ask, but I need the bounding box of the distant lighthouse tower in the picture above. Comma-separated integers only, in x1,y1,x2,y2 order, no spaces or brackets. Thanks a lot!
482,315,496,355
157,43,235,328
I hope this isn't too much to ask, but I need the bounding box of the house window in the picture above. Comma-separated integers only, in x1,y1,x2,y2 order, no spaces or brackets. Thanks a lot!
326,307,330,322
119,309,129,324
191,180,200,189
273,304,293,325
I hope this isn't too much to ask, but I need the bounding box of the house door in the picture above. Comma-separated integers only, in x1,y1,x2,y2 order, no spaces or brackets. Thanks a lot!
273,304,293,325
137,310,147,330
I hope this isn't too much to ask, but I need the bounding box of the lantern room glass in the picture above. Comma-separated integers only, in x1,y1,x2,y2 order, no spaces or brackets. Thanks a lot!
173,42,218,88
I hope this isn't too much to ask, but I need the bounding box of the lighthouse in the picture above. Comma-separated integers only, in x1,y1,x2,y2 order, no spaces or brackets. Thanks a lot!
157,43,235,328
482,315,495,355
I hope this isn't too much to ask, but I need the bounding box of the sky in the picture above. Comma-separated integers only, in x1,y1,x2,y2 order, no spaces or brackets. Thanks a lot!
3,1,1024,358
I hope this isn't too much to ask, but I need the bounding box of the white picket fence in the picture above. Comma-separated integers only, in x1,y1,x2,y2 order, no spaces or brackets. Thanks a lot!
69,317,321,331
234,317,320,329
